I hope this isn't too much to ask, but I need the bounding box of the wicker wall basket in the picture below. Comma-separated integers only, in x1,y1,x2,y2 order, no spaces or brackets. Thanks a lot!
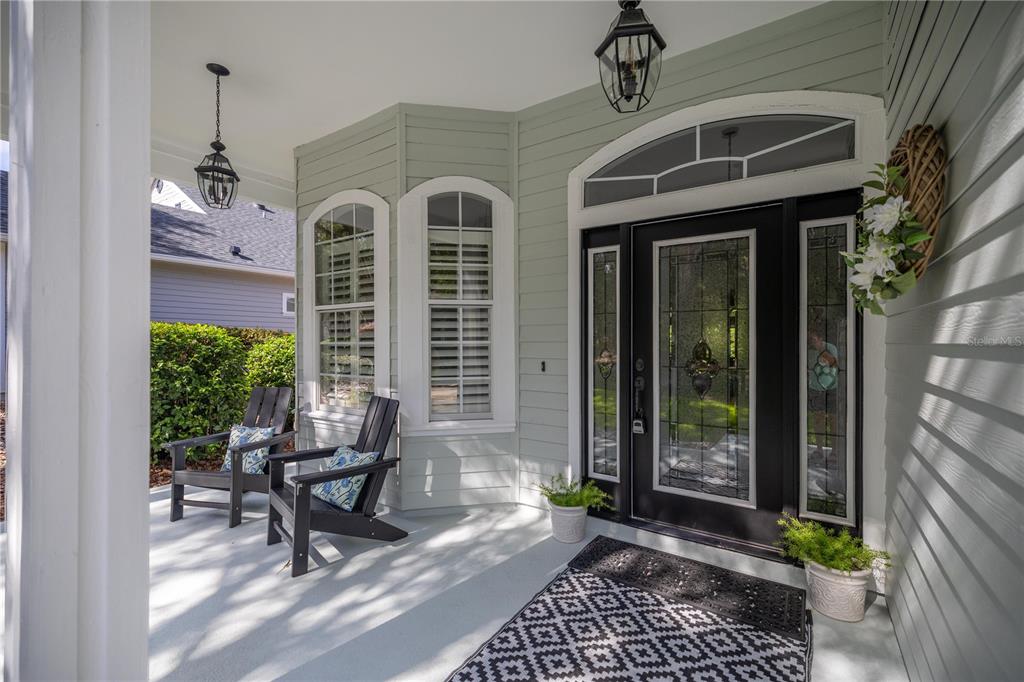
887,124,947,277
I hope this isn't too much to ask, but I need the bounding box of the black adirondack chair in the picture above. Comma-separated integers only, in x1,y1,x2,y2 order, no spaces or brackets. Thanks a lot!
165,387,295,528
266,395,403,577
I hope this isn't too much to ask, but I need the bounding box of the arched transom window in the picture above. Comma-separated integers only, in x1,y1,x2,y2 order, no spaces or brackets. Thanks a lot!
584,114,854,207
314,202,377,409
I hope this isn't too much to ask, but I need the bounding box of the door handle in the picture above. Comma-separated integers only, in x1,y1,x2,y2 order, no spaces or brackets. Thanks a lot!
632,359,648,435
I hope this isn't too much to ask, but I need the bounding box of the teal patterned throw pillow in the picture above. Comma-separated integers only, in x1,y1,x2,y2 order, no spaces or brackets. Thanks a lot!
311,446,381,512
221,424,276,474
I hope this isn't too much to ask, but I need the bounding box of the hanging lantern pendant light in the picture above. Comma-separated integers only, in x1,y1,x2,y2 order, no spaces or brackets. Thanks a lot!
194,63,240,209
595,0,667,113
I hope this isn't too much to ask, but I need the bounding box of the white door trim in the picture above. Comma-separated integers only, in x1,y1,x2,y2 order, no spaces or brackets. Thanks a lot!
566,90,886,482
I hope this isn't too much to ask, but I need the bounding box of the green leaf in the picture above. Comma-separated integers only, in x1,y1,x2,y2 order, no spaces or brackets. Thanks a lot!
862,180,886,191
890,268,917,294
867,299,885,316
905,231,933,246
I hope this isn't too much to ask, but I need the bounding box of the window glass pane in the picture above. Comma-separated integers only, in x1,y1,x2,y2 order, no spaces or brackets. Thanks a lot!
659,160,744,194
591,127,696,178
462,380,491,414
804,223,852,520
591,249,618,479
462,307,490,343
461,193,492,228
429,229,459,264
353,204,374,232
428,192,460,226
584,178,654,207
657,237,751,502
461,267,491,300
314,216,333,243
748,124,854,178
461,230,491,264
700,115,840,158
430,381,460,415
429,266,458,299
331,205,355,239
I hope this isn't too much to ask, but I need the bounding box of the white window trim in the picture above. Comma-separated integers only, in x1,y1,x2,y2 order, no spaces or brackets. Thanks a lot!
282,291,296,317
398,176,515,437
799,216,857,526
566,91,886,481
300,189,390,427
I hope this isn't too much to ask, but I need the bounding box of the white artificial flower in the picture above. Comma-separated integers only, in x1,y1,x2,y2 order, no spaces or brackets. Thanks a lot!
862,237,897,276
863,196,908,235
849,261,877,290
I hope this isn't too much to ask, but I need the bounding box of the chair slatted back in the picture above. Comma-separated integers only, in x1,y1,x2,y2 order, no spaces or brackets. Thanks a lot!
351,396,400,515
242,387,292,434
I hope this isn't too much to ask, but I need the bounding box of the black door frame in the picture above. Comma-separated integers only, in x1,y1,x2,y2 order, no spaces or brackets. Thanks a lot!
580,189,864,560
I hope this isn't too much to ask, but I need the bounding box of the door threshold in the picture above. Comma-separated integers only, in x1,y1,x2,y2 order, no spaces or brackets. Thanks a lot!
623,516,789,563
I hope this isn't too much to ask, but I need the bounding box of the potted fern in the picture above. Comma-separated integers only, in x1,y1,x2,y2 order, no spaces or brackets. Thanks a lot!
538,474,613,543
777,513,890,622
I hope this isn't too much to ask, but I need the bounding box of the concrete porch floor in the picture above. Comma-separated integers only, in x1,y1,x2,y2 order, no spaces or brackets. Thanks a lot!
149,487,907,681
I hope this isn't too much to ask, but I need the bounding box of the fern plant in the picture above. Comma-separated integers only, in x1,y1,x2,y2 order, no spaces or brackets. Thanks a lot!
538,474,614,511
777,513,890,573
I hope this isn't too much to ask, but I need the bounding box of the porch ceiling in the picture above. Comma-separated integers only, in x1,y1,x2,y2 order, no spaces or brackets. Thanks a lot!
151,1,818,206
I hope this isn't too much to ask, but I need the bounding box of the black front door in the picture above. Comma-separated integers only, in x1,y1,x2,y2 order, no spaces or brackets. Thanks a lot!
631,204,787,548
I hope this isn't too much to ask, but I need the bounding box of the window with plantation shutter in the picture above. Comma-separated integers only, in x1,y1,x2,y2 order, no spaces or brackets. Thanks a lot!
397,176,514,436
313,202,377,409
301,190,390,422
427,192,493,419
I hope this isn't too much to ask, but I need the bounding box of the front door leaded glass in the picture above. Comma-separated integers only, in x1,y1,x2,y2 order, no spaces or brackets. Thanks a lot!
654,233,753,504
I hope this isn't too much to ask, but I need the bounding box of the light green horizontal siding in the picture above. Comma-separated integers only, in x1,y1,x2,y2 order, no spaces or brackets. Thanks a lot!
292,1,890,512
514,0,885,496
881,2,1024,681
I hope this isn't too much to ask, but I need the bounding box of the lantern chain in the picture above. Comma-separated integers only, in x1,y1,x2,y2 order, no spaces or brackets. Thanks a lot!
215,74,221,143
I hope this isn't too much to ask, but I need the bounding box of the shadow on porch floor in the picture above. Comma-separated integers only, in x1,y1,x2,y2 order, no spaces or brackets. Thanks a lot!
148,487,907,681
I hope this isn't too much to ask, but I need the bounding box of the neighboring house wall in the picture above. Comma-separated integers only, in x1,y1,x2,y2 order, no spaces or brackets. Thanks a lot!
882,2,1024,681
514,0,885,506
151,260,295,331
293,1,887,511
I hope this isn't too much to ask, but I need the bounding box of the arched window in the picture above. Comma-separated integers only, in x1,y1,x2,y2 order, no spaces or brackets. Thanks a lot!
398,177,515,435
301,190,390,417
584,114,855,207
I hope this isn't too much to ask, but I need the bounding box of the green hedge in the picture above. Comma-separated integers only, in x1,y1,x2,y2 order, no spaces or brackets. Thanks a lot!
151,323,249,458
225,326,291,352
245,334,297,427
150,323,297,461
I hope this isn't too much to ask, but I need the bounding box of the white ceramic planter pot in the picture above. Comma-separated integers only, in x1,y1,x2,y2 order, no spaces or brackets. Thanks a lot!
548,501,587,543
805,561,871,622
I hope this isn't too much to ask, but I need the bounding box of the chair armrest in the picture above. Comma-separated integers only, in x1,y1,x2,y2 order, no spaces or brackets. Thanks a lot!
291,458,399,486
227,431,295,453
162,431,230,451
267,446,338,464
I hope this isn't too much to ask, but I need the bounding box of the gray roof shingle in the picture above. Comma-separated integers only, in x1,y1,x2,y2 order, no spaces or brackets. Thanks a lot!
0,173,294,273
151,181,294,273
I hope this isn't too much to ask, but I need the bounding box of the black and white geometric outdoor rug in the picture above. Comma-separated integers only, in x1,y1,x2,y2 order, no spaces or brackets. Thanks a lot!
448,536,812,682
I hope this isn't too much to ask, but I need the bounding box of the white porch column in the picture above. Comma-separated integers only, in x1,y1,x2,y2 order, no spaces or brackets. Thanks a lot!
6,1,151,679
